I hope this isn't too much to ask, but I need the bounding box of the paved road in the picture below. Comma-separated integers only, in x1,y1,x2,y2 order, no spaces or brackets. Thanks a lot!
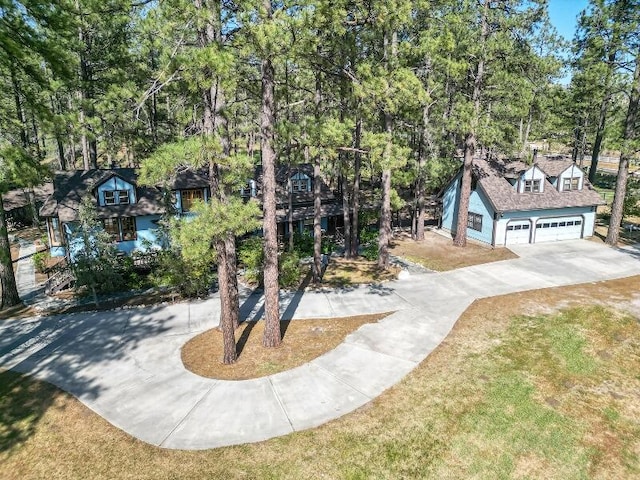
1,240,639,450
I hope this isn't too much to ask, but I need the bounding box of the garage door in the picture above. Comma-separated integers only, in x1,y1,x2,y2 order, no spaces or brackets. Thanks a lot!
505,220,531,245
534,217,583,243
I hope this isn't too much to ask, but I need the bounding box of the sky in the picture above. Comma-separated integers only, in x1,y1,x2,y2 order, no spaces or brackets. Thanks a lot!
547,0,589,42
547,0,590,84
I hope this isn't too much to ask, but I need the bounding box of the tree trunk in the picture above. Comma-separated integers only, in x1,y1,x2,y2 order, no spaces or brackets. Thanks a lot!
377,30,396,270
453,133,476,247
0,195,20,309
454,0,487,247
341,170,351,257
606,52,640,245
588,43,618,183
350,116,362,257
589,92,610,183
260,0,281,348
312,63,322,283
197,0,239,364
288,163,294,252
313,155,322,283
416,99,433,241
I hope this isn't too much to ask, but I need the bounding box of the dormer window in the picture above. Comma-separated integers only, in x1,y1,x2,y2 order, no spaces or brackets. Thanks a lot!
103,190,130,205
524,179,541,193
290,172,311,193
563,177,580,191
104,191,116,205
292,178,309,192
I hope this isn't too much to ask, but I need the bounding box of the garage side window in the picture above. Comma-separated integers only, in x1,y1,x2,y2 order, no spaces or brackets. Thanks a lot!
467,212,483,231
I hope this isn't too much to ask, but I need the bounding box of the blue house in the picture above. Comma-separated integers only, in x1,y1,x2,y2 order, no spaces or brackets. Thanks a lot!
40,168,210,257
441,156,605,246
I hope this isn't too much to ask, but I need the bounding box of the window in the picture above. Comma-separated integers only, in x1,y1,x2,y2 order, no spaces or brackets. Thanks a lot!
104,190,131,205
121,217,136,241
181,189,204,212
104,190,116,205
563,177,580,191
292,178,309,192
102,217,137,242
118,190,130,204
103,218,120,240
524,179,541,193
467,212,482,231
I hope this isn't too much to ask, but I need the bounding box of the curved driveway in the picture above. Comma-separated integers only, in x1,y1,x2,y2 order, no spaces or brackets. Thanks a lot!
1,240,640,450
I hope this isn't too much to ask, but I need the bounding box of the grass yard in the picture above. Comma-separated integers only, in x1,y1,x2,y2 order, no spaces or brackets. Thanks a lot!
390,230,518,271
1,276,639,479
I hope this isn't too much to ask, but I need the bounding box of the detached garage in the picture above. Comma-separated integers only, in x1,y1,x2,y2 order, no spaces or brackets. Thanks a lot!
440,156,605,247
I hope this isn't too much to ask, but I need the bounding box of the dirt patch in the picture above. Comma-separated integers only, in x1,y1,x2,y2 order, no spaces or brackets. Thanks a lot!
182,312,392,380
389,230,517,271
322,258,400,287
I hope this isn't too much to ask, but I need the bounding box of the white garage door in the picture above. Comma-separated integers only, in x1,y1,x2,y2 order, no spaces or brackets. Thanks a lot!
534,217,583,243
505,220,531,245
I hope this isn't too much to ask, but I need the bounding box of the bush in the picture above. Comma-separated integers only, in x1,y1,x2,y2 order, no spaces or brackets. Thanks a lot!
279,251,301,288
238,236,264,286
293,231,314,257
151,250,214,298
32,251,48,274
360,227,379,261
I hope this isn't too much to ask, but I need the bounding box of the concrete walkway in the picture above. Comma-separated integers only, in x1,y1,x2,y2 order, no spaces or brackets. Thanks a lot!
15,243,39,303
1,240,640,450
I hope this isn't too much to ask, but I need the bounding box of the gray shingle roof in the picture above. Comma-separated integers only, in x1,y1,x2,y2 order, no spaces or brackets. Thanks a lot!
473,158,605,213
39,168,209,222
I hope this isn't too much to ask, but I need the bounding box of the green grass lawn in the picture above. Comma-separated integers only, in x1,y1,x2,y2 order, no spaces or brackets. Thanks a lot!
1,278,639,479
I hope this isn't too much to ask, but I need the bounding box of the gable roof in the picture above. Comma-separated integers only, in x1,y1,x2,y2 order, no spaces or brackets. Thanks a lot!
40,168,209,222
472,157,605,213
536,158,576,177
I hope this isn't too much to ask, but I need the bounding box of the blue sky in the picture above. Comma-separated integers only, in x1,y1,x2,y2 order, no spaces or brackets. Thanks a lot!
547,0,589,83
547,0,589,42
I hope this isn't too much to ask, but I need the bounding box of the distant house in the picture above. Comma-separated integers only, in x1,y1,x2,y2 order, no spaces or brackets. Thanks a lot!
39,168,210,257
2,183,53,226
440,156,606,246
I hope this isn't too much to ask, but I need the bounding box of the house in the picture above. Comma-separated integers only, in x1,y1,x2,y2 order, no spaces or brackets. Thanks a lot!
247,163,345,240
2,183,53,227
39,168,210,257
440,156,606,246
40,163,346,258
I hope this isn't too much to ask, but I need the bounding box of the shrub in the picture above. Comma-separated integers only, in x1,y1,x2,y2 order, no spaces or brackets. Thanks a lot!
293,231,314,257
360,227,379,261
279,251,301,288
151,250,214,298
238,236,264,286
32,251,48,274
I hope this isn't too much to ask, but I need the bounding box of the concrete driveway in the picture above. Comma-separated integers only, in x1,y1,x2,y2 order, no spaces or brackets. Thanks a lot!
1,240,639,450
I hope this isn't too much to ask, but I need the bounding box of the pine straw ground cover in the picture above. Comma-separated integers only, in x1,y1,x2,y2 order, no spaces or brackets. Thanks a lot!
389,230,518,271
1,277,640,479
182,313,392,380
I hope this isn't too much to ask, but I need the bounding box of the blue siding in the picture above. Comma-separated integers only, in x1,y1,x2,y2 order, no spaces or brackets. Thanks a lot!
97,176,137,206
441,172,495,245
57,215,164,259
115,215,163,254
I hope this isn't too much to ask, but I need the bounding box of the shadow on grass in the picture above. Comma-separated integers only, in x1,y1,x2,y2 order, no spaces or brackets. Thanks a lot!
0,370,56,453
0,304,173,449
